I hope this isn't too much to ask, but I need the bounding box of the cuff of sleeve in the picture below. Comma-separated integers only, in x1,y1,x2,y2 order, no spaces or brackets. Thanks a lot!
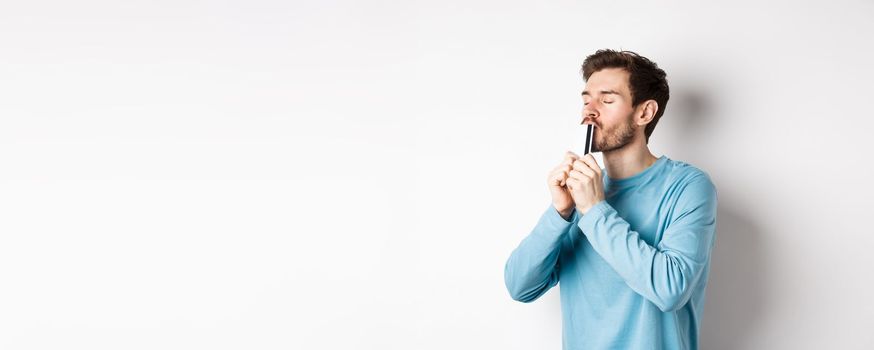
538,205,575,234
577,200,612,234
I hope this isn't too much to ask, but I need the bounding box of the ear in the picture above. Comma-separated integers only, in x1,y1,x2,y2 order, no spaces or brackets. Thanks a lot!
635,100,658,127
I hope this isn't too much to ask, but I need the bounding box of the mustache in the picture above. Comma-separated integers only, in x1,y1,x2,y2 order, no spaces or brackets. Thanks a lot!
581,119,600,128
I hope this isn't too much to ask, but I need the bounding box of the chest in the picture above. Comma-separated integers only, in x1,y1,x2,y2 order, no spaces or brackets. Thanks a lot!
602,185,675,246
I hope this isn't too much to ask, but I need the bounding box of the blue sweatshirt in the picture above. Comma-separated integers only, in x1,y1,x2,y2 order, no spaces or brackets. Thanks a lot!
504,155,718,350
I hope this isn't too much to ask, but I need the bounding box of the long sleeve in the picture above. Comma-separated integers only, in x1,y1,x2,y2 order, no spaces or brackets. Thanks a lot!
504,205,578,303
577,174,718,312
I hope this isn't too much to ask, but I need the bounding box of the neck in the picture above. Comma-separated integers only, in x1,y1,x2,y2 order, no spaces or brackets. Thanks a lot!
602,134,659,180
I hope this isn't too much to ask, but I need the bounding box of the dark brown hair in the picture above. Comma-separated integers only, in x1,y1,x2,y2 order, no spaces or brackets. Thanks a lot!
581,49,669,144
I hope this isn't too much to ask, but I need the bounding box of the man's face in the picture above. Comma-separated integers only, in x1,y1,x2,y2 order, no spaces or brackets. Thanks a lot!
582,68,640,153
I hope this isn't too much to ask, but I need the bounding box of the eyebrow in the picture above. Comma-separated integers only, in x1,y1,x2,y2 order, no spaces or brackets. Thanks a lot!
582,90,622,97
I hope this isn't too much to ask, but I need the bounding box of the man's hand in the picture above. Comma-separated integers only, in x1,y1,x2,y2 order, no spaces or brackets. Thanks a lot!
547,151,579,220
566,154,605,215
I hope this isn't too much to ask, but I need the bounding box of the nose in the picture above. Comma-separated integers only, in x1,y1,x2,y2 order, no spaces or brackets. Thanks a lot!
582,104,599,124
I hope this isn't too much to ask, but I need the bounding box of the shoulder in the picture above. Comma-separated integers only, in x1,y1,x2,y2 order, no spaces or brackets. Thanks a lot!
662,158,717,203
663,158,715,188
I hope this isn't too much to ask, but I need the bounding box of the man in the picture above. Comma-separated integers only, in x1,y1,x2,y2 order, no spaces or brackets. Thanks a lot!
504,49,718,350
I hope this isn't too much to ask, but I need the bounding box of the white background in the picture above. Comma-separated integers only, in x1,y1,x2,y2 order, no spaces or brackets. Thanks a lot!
2,1,873,349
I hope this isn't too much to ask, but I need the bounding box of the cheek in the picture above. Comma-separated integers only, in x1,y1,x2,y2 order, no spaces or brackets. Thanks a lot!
599,111,621,128
603,106,633,125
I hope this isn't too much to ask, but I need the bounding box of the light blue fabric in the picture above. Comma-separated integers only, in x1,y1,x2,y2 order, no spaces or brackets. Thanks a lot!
504,155,718,350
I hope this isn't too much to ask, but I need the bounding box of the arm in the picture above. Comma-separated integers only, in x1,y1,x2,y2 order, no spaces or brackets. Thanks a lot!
504,205,577,303
577,174,718,312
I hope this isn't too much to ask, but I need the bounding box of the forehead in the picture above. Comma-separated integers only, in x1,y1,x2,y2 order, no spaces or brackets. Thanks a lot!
583,68,630,97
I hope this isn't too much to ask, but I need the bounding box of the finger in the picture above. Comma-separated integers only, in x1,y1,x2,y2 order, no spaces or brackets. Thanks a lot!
564,151,580,165
550,168,570,186
562,159,574,169
571,160,596,178
549,171,564,186
554,173,568,187
566,177,585,193
567,169,593,182
551,165,571,178
553,164,572,185
565,177,578,191
580,154,602,176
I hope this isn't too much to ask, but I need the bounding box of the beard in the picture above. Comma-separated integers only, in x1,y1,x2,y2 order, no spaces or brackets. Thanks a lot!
592,116,637,153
